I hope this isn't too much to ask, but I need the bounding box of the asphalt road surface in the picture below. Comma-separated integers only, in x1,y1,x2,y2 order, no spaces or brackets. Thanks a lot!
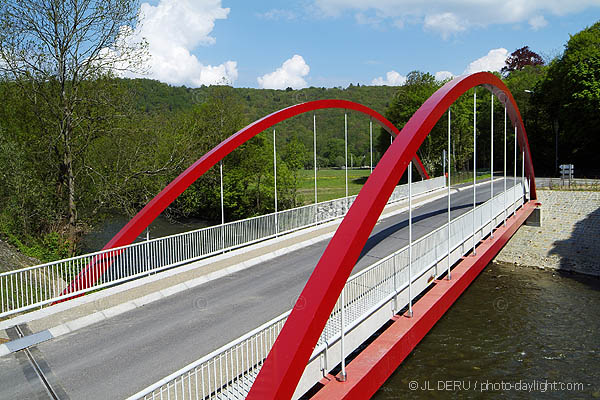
0,179,520,399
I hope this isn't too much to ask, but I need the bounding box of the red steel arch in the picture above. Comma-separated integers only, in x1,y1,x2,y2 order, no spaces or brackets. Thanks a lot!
63,100,429,296
247,72,536,399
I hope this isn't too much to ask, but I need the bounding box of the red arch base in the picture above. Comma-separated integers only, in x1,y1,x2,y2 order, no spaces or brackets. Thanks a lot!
61,101,429,298
247,72,536,399
312,201,539,399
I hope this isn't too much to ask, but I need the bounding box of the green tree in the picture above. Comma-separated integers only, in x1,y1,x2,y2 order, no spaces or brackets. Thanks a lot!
536,21,600,175
378,71,447,174
502,65,550,174
0,0,147,250
175,85,247,221
501,46,545,76
282,136,307,206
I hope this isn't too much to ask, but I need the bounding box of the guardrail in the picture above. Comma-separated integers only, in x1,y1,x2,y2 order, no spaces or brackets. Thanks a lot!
0,176,446,318
129,179,526,400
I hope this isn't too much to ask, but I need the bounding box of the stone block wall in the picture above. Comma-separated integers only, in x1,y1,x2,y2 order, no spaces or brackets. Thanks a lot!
495,190,600,276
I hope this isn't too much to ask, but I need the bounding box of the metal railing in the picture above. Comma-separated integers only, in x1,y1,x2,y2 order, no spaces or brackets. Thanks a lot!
130,180,526,400
0,177,445,318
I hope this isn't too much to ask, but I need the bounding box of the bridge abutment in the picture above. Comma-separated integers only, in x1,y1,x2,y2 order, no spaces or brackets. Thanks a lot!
495,190,600,277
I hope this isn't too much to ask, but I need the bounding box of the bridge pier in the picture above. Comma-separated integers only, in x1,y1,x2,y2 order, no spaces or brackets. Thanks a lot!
525,206,542,227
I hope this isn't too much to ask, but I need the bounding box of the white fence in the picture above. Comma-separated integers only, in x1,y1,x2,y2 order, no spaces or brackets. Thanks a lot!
0,176,445,318
130,180,527,400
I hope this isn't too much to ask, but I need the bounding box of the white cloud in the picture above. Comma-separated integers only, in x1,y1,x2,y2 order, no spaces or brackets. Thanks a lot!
435,70,455,81
257,55,310,89
463,48,509,74
529,15,548,30
423,13,466,39
355,12,384,27
433,48,508,78
312,0,600,37
371,70,407,86
257,9,298,20
126,0,238,87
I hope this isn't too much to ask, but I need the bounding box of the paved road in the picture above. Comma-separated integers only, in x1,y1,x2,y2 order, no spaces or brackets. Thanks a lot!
1,179,520,399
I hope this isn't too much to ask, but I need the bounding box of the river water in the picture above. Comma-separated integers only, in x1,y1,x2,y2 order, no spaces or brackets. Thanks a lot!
80,215,212,254
374,263,600,399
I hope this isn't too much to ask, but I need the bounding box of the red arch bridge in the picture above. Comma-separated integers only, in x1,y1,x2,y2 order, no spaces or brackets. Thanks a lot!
0,72,539,400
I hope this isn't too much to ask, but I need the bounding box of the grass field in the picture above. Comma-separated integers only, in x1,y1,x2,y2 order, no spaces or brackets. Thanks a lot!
296,168,497,205
451,171,492,185
297,168,372,203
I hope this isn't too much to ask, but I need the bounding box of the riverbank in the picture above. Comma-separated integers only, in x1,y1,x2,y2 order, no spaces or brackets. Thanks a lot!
0,238,40,274
495,190,600,277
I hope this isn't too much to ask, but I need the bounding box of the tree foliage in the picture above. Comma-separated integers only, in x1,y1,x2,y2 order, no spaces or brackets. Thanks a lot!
379,71,480,176
0,0,148,251
501,46,544,76
535,21,600,175
2,19,600,263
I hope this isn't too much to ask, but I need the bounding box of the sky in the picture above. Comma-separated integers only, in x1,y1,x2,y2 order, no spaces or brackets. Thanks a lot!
123,0,600,89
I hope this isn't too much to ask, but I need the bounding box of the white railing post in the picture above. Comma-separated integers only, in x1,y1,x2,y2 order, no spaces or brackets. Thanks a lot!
146,228,150,272
393,252,398,312
408,161,413,318
443,149,446,185
522,149,525,202
514,126,517,214
340,286,347,381
273,128,278,237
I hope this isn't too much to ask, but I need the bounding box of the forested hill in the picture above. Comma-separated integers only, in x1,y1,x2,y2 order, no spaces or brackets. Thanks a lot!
0,77,402,260
121,79,400,169
121,78,398,117
3,19,598,261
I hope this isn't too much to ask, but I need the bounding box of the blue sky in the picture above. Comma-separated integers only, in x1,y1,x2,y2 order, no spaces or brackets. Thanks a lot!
129,0,600,88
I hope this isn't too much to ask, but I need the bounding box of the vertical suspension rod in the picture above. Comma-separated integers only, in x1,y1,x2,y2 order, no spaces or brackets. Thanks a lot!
490,94,494,238
344,112,349,211
314,114,318,224
273,128,278,237
447,108,452,280
408,161,413,317
220,160,225,253
504,106,507,226
473,90,477,256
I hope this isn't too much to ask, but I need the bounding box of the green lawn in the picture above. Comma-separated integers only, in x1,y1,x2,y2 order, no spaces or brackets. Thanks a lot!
296,168,497,204
297,168,372,203
450,171,492,185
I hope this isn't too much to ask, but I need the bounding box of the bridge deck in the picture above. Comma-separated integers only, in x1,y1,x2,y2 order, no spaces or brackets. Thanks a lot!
0,179,519,399
313,200,537,399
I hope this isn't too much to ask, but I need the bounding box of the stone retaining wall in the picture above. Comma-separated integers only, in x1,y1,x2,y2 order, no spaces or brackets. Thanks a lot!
495,190,600,277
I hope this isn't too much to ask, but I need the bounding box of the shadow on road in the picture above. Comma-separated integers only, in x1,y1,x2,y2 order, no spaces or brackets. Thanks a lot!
357,201,484,263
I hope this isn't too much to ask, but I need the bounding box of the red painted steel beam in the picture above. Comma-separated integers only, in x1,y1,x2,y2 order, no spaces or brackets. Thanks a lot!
61,100,429,298
247,72,537,400
312,200,538,400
